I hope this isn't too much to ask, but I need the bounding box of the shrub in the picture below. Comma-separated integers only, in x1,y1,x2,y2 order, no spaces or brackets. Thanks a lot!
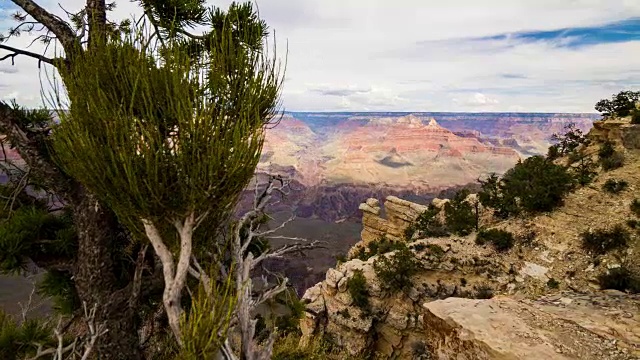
547,278,560,289
626,219,639,229
632,109,640,124
597,266,640,294
549,123,590,157
347,270,370,312
631,199,640,217
476,228,515,252
478,173,519,219
546,144,560,160
602,179,628,194
0,310,55,360
581,225,630,255
444,189,477,236
598,141,624,171
478,156,575,218
570,152,597,186
351,236,405,261
595,90,640,118
373,245,422,294
410,204,449,239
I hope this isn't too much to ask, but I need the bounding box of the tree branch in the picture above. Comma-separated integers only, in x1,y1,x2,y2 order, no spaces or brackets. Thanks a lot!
0,43,55,66
10,0,79,54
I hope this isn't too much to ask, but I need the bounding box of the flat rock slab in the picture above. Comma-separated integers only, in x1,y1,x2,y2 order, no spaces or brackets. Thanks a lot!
423,295,640,360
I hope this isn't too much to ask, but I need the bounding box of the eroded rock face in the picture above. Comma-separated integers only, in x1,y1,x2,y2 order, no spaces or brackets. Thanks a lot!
590,119,640,150
423,294,640,359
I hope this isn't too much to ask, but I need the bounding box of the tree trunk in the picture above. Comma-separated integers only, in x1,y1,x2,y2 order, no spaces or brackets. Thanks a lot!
72,187,143,360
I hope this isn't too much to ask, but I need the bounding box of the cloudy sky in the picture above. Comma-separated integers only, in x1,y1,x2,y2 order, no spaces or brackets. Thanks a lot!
1,0,640,112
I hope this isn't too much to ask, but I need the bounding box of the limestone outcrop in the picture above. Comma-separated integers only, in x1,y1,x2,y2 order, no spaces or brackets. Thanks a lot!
423,293,640,359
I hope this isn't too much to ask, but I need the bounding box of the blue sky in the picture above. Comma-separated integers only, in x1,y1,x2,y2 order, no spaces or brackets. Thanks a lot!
1,0,640,112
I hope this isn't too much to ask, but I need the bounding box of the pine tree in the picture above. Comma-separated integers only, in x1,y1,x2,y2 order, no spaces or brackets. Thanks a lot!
0,1,283,358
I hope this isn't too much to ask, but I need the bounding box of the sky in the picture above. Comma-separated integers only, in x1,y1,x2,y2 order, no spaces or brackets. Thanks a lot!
1,0,640,112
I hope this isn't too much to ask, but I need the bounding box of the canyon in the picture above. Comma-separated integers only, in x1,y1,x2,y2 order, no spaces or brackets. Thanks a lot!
256,112,597,221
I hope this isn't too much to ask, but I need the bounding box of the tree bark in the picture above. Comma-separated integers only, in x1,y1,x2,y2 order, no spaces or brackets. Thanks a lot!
71,187,143,360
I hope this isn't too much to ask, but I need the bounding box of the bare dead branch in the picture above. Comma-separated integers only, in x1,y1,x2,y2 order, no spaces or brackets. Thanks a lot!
0,43,55,66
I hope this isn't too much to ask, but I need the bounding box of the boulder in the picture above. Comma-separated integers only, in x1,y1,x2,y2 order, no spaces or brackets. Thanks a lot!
423,296,640,360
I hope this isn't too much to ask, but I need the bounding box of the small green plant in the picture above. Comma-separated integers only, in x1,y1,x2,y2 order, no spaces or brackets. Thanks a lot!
570,152,597,186
373,245,422,294
598,141,625,171
597,266,640,294
631,199,640,217
427,244,445,258
476,228,515,252
547,278,560,289
602,179,628,193
347,270,370,312
0,309,55,360
409,204,450,239
351,236,405,261
581,225,630,255
444,189,477,236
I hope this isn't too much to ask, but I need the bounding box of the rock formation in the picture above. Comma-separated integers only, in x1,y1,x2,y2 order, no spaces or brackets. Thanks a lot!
299,117,640,359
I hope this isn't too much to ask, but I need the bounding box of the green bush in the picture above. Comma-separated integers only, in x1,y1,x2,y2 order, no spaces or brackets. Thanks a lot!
598,141,625,171
475,228,515,252
546,144,560,161
444,189,477,236
549,123,590,158
632,109,640,124
351,236,405,261
602,179,628,194
631,199,640,217
581,225,630,255
0,310,55,360
478,173,519,219
547,278,560,289
409,204,450,239
478,156,575,218
373,245,422,294
570,152,598,186
597,266,640,294
347,270,370,312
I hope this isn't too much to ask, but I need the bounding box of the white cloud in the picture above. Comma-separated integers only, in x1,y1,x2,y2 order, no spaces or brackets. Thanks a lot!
466,93,500,106
1,0,640,111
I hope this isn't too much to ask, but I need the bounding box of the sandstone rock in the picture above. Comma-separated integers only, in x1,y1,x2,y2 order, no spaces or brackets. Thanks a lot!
325,268,344,289
520,262,549,281
431,198,450,208
423,296,639,360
